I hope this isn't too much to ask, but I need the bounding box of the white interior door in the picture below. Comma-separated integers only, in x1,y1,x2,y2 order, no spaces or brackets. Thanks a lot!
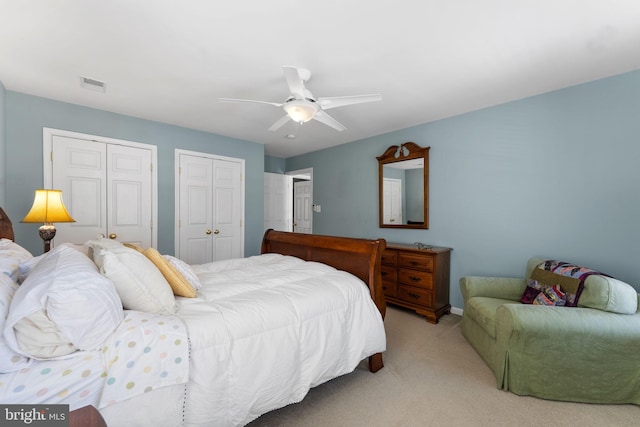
176,150,244,264
178,154,213,265
293,180,312,233
383,178,403,225
264,173,293,232
49,134,154,247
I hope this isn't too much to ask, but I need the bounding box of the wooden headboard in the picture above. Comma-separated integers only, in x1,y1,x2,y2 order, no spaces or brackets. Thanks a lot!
0,207,15,241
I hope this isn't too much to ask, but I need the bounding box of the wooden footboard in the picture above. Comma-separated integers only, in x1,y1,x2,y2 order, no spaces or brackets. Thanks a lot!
261,229,386,372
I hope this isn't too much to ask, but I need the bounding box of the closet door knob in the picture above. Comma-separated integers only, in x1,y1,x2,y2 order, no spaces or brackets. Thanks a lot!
206,229,212,235
213,229,220,235
109,233,117,239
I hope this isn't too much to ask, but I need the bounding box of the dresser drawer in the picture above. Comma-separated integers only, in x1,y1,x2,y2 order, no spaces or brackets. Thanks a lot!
398,285,433,307
381,265,397,283
398,253,433,271
382,281,398,298
398,269,433,289
381,250,397,266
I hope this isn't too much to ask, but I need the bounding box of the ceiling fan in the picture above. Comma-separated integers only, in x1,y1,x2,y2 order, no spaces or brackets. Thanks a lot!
219,66,381,132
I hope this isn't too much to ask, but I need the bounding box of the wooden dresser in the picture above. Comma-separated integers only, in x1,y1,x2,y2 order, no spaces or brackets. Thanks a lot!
381,242,452,323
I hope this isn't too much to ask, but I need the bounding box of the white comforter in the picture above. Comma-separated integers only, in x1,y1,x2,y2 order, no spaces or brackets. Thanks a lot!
176,253,386,426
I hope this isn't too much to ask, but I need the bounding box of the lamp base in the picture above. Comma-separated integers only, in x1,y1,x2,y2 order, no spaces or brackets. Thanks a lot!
38,224,57,253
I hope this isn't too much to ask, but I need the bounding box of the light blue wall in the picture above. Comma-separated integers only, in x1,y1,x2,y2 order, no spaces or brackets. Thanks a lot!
4,91,265,257
287,70,640,310
264,155,286,174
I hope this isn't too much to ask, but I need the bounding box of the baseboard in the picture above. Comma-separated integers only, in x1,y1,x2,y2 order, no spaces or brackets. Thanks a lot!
450,306,463,316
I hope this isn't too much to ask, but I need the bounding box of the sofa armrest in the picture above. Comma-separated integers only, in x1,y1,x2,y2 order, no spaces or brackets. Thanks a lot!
460,276,526,303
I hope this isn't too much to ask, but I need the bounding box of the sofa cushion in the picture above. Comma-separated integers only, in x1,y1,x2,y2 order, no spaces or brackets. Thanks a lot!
579,275,638,314
465,297,516,339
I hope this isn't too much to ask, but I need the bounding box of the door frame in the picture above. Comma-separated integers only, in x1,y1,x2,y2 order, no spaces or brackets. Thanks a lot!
43,127,158,247
174,149,245,259
286,167,313,234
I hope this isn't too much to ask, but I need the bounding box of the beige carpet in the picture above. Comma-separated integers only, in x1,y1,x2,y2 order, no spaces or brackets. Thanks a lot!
249,306,639,427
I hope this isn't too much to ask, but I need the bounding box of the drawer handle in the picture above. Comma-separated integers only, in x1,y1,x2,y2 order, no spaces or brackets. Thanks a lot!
409,276,421,282
381,271,388,277
410,261,420,266
408,292,421,299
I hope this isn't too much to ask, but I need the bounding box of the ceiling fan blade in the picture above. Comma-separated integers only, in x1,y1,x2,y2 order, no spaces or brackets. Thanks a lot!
317,94,382,110
268,115,291,131
219,98,282,107
313,110,346,132
282,66,306,99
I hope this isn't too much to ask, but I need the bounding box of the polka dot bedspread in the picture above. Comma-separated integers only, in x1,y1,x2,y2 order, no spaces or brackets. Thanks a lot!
0,310,189,410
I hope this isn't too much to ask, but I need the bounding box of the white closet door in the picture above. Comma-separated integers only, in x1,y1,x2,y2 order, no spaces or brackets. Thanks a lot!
107,144,153,246
176,151,244,264
50,134,153,247
178,154,214,265
51,135,107,244
212,159,243,260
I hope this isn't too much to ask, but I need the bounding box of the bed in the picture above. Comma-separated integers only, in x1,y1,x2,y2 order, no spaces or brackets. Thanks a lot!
0,207,387,426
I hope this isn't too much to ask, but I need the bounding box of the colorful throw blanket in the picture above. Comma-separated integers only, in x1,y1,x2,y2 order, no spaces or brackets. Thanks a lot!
523,260,605,306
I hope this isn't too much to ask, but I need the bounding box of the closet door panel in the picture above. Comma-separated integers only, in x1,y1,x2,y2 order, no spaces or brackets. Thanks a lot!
50,134,153,248
178,154,214,265
212,159,242,261
51,136,107,244
107,144,152,247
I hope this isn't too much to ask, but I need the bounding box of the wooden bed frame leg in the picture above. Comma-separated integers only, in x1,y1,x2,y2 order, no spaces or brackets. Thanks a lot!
368,352,383,373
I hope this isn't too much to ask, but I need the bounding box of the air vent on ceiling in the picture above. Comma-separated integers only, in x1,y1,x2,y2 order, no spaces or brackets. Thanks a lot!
80,76,106,93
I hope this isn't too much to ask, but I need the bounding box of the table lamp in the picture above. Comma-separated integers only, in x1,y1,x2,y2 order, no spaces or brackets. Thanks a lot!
22,189,75,252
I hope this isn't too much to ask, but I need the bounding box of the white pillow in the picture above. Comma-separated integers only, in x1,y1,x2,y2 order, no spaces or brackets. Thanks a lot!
0,275,31,372
163,254,202,291
18,242,90,282
87,238,176,314
4,245,123,359
0,239,33,282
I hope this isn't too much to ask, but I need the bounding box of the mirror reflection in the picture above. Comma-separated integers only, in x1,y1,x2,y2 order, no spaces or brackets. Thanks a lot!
377,142,429,229
382,159,424,225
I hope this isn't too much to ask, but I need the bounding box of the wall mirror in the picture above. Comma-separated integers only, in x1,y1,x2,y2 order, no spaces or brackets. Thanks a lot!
377,142,430,229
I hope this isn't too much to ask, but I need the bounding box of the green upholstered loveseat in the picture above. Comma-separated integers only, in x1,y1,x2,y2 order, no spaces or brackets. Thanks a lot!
460,257,640,405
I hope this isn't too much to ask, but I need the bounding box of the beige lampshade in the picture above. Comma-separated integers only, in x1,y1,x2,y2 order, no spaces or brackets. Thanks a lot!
22,189,75,224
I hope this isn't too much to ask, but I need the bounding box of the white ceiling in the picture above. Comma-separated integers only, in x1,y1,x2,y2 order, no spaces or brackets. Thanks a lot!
1,1,640,158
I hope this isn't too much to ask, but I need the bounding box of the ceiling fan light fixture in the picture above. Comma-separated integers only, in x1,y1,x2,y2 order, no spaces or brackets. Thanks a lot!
284,100,319,124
